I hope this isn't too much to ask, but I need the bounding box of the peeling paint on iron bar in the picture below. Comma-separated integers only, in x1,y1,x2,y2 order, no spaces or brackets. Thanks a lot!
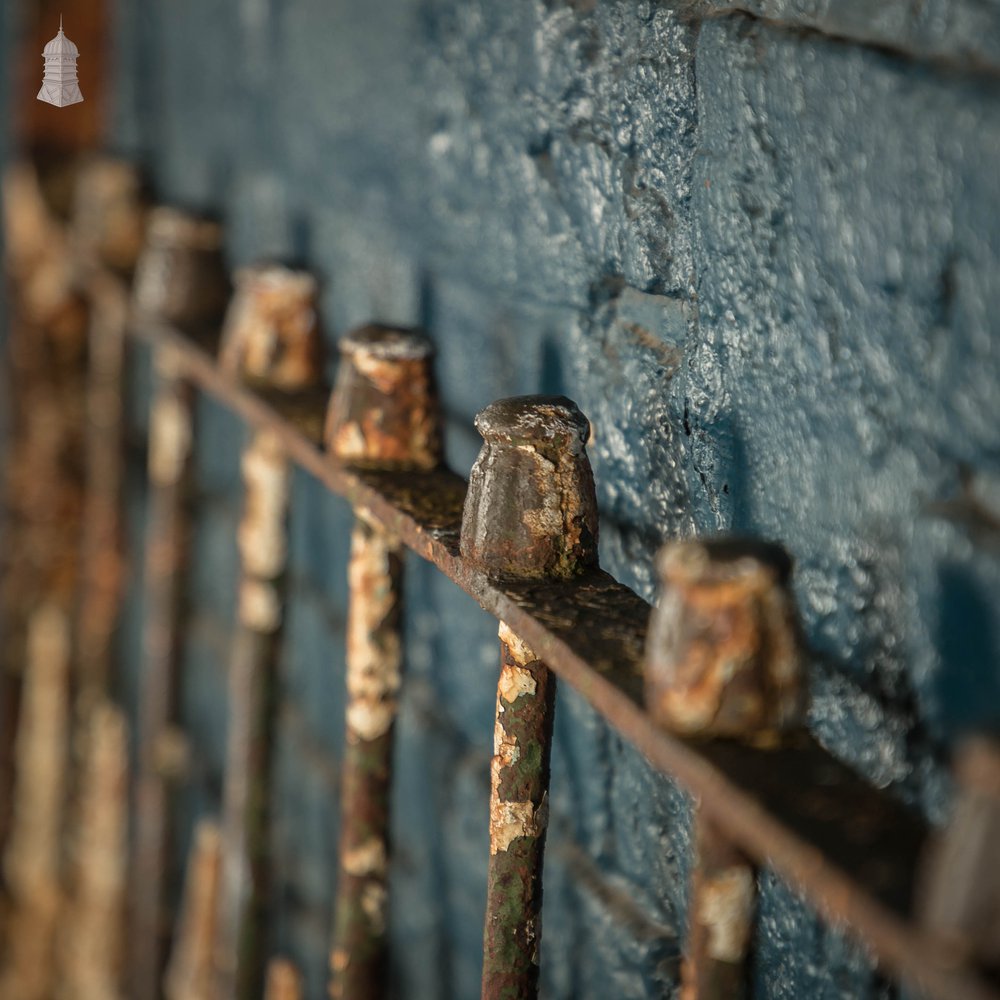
215,264,327,1000
131,349,196,1000
124,312,1000,1000
326,325,443,1000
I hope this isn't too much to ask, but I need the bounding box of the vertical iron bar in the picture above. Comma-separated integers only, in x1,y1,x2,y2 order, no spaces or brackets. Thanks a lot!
681,812,755,1000
216,428,290,999
56,701,129,1000
131,347,195,1000
482,623,555,999
72,158,147,700
328,515,403,998
459,395,600,1000
164,820,223,1000
0,604,71,1000
214,264,327,1000
644,538,804,1000
324,325,442,1000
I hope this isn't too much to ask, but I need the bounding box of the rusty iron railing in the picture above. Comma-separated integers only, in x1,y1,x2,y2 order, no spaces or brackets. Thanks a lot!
3,158,1000,1000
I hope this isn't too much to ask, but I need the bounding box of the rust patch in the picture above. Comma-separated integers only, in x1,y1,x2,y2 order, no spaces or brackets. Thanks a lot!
325,324,443,472
237,430,291,585
482,631,556,999
219,265,325,391
71,158,148,274
148,389,193,487
699,865,755,963
0,605,70,1000
56,702,129,1000
460,395,598,580
645,538,805,739
345,518,403,742
132,206,230,336
682,814,756,1000
330,517,405,1000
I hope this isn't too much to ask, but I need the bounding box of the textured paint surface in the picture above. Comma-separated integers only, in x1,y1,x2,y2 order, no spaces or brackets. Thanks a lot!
105,1,1000,998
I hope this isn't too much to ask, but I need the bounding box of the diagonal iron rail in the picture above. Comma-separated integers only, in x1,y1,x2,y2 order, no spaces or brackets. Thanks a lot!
127,310,1000,1000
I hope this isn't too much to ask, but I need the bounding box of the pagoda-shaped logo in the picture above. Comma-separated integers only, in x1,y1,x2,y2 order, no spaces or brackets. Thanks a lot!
37,16,84,107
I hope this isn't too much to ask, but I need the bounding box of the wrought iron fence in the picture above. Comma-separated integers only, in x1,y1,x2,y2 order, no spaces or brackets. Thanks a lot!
1,155,998,1000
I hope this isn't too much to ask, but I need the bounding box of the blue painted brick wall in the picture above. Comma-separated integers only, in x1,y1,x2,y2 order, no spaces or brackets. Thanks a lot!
107,2,1000,997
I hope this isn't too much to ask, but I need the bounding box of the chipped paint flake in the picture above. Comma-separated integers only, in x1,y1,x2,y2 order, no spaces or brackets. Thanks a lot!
699,865,755,963
345,521,403,741
238,578,282,633
490,797,548,855
360,883,388,934
497,663,537,704
498,621,536,665
342,837,387,879
148,391,191,486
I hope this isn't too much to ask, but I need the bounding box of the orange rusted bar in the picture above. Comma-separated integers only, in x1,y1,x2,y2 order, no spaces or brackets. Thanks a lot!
682,813,755,1000
56,701,129,1000
644,538,806,997
128,207,228,1000
460,396,600,1000
215,265,326,999
325,325,443,1000
0,604,71,1000
73,158,147,697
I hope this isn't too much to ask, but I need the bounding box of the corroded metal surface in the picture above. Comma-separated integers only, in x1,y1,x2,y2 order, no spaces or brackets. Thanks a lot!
74,268,130,697
0,605,70,1000
219,264,325,392
132,207,230,339
57,701,128,1000
461,395,598,580
215,260,323,1000
462,394,600,998
70,158,148,275
130,350,196,1000
682,813,755,1000
482,625,555,1000
325,324,442,471
217,429,291,1000
645,538,805,739
72,162,147,700
327,324,439,1000
329,516,403,1000
123,318,1000,1000
164,821,223,1000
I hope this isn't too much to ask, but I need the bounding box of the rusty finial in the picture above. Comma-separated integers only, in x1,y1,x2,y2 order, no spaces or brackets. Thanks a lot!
644,537,805,740
325,324,442,470
71,158,148,274
462,394,598,1000
132,207,230,334
920,736,1000,964
219,264,325,391
461,395,598,580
